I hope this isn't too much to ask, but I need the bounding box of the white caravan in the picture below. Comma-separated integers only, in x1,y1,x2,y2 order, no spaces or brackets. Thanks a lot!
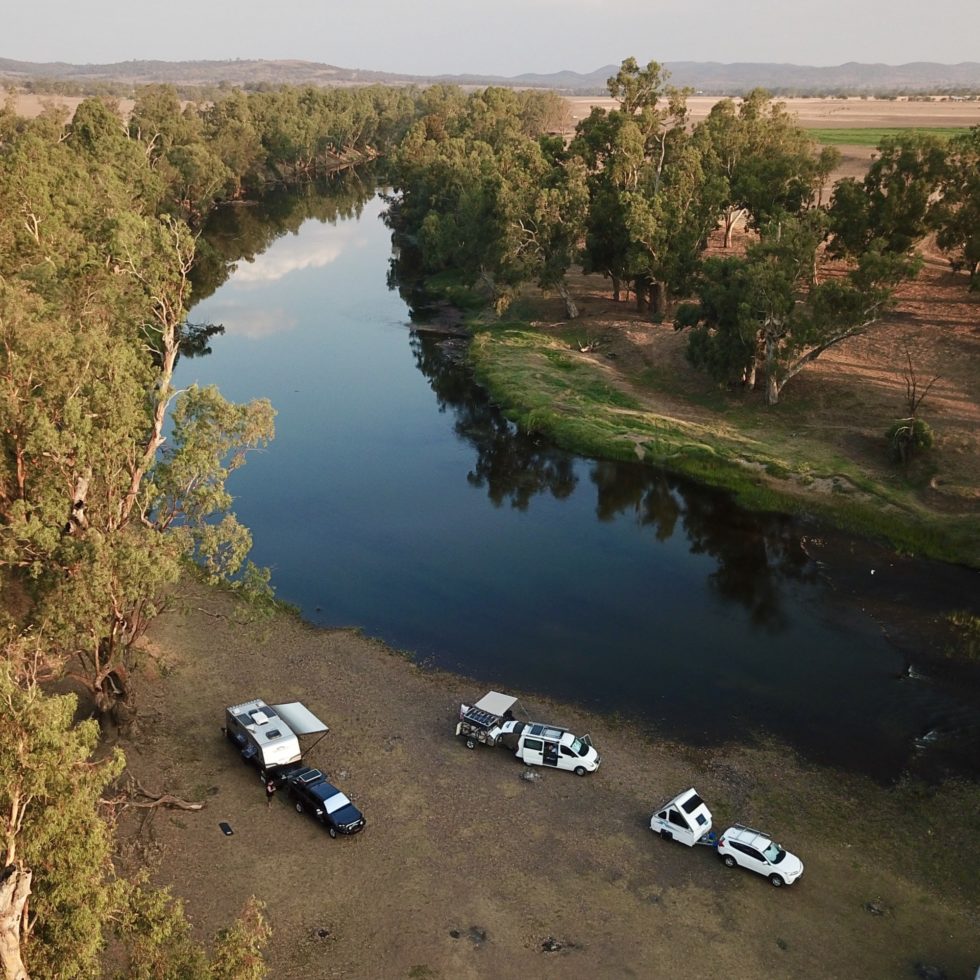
223,698,329,780
649,788,715,846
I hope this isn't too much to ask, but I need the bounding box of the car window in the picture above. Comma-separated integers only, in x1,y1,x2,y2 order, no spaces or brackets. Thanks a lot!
763,842,785,863
668,809,687,828
560,746,574,756
523,738,544,751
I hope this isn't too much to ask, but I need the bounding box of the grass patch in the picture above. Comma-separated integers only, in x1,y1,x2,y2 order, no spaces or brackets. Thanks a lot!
808,127,971,146
467,323,980,567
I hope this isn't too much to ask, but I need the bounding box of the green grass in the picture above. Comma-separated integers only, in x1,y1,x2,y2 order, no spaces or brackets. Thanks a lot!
467,324,980,567
808,127,971,146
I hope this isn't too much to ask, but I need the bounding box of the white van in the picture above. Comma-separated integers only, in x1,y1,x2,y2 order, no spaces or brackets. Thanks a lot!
456,691,601,776
501,721,601,776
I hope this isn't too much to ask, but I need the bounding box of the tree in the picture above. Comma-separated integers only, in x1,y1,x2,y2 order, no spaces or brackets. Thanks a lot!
572,59,720,315
829,132,947,258
0,651,124,980
495,140,589,318
0,103,274,724
0,652,272,979
677,215,918,405
932,125,980,287
695,90,837,247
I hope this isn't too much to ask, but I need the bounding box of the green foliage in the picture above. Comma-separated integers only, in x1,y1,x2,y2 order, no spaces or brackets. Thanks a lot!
572,59,719,312
932,125,980,287
829,131,948,257
695,90,828,240
677,213,917,404
887,416,935,464
387,87,589,316
0,654,124,978
0,94,276,715
115,883,270,979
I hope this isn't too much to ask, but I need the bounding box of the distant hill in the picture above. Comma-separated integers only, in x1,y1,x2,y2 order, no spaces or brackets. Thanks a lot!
2,56,979,95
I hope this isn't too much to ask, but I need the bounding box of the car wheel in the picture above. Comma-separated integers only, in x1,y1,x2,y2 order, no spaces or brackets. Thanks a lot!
660,829,673,841
574,766,586,777
328,826,337,839
769,874,784,887
295,801,304,814
465,738,476,749
722,855,737,869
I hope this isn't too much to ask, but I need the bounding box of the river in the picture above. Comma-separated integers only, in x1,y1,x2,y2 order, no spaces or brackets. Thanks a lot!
179,180,980,782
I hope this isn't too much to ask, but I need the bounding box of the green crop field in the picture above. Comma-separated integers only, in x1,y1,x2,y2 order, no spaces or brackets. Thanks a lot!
809,126,972,145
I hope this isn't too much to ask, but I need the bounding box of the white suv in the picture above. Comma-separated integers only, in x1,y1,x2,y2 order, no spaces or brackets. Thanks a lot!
717,824,804,887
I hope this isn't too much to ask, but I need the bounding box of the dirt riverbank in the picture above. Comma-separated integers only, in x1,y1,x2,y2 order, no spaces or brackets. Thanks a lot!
118,580,980,979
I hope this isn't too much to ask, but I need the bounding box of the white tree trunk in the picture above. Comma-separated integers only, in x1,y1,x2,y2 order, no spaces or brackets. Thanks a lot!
0,868,31,980
556,279,579,319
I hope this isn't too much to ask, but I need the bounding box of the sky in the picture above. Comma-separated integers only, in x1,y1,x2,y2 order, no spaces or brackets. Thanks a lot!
4,0,979,75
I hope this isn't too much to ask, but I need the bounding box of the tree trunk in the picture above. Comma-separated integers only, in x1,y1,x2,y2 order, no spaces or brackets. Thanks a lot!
764,331,781,406
765,372,780,406
651,282,667,318
635,278,649,313
556,279,579,320
723,207,746,248
611,276,621,302
0,867,31,980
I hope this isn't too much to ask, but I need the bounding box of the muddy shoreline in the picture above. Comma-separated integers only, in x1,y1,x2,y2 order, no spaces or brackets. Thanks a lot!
118,579,980,979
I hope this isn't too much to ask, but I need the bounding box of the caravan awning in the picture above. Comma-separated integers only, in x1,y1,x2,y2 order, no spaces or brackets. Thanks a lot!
474,691,517,717
271,702,329,736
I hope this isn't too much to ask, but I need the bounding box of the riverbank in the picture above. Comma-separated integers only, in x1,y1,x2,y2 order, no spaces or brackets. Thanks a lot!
118,580,980,979
465,243,980,568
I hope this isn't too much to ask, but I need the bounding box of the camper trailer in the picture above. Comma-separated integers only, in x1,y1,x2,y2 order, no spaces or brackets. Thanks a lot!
223,698,328,781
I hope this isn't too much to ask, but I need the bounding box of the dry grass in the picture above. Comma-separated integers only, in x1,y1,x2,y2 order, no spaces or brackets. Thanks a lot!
119,581,980,980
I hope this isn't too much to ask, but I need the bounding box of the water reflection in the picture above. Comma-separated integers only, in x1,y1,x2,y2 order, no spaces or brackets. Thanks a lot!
192,169,378,303
184,186,980,782
412,330,811,632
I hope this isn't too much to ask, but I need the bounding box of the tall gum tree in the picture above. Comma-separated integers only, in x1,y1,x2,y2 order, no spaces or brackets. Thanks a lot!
0,100,274,723
572,58,720,315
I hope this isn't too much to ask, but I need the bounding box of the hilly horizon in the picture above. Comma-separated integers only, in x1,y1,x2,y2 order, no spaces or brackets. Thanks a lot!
2,55,980,94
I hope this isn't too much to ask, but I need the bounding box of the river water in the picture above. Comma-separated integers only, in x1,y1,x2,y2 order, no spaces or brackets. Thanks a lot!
181,182,980,782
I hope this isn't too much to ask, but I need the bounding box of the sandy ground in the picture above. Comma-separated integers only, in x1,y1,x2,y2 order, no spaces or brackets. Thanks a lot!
118,581,980,980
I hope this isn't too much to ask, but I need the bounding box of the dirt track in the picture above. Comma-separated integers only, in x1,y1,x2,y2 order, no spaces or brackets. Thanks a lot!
122,582,980,979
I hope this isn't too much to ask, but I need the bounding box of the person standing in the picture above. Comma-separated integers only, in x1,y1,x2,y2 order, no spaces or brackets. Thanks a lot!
265,778,277,807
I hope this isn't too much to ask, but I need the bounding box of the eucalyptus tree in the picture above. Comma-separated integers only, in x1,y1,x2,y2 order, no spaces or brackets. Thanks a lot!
932,125,980,287
495,137,589,318
828,131,947,259
388,88,588,316
0,652,271,980
694,89,839,247
0,102,274,723
571,58,723,315
676,214,918,405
